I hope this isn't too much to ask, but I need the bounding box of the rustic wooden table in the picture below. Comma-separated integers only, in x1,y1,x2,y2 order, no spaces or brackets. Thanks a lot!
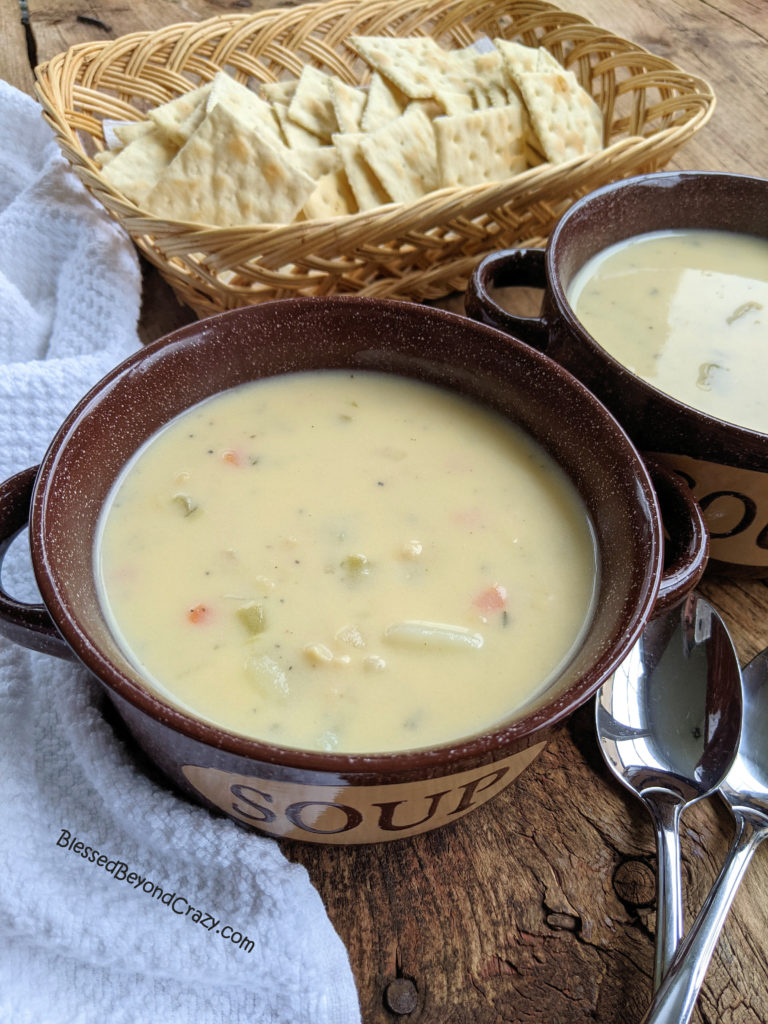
2,1,767,1021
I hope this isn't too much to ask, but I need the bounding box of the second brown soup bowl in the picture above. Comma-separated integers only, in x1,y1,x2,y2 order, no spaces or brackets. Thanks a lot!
466,170,768,578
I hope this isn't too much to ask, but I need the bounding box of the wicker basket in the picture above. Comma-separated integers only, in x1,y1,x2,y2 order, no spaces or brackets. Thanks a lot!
34,0,715,317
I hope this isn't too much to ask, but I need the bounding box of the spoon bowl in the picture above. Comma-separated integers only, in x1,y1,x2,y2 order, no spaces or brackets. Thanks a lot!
595,592,743,988
720,647,768,815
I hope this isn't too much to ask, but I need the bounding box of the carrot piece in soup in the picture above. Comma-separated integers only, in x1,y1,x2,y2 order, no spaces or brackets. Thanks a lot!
473,584,507,612
187,603,212,624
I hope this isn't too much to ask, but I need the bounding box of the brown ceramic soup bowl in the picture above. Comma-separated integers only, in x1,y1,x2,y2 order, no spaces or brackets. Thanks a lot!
0,297,706,845
466,170,768,578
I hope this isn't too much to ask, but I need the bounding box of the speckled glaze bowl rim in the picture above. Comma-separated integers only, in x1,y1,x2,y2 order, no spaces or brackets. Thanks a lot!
548,169,768,447
30,296,664,775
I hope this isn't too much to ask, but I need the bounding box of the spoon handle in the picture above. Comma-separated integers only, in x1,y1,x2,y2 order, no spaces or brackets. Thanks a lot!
641,813,767,1024
646,792,684,989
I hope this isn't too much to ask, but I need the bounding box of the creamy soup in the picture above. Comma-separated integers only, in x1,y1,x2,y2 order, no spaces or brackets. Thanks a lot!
95,371,597,754
567,229,768,433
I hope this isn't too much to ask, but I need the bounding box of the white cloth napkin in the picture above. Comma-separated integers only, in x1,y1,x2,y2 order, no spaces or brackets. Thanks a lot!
0,80,360,1024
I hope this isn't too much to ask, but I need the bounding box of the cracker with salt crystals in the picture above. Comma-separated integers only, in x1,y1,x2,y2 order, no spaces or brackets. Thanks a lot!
517,69,603,163
302,167,357,219
331,132,390,210
144,103,316,226
434,104,526,188
148,83,211,146
101,128,178,203
360,72,406,132
359,105,437,203
348,35,452,100
329,78,367,133
287,65,338,141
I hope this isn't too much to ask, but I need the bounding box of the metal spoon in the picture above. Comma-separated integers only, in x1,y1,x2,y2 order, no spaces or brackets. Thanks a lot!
595,592,742,990
641,642,768,1023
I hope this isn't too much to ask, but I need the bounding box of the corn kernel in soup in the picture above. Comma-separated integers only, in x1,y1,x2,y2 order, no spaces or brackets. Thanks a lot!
95,370,597,754
567,228,768,433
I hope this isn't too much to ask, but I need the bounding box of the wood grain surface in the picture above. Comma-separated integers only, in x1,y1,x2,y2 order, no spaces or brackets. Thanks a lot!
2,1,768,1021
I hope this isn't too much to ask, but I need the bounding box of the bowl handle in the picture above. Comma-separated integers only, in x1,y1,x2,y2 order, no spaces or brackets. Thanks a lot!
465,248,549,351
0,466,74,660
645,456,709,614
